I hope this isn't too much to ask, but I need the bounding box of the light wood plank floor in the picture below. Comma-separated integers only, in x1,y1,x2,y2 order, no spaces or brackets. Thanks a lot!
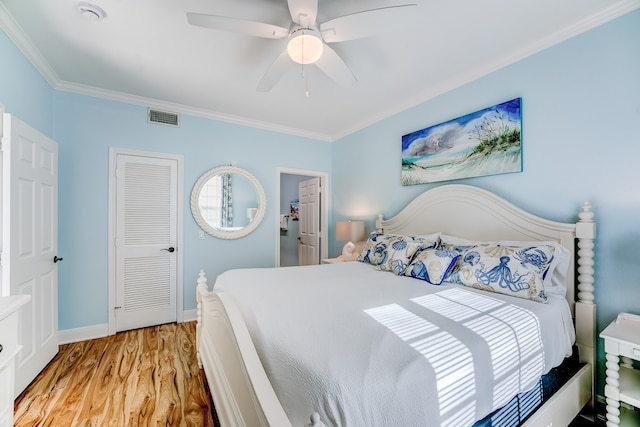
14,322,215,427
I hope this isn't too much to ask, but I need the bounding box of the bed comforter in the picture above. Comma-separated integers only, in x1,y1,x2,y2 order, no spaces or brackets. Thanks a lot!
213,262,575,427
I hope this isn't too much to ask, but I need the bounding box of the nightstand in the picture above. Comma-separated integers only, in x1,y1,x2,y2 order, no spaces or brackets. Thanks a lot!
600,312,640,427
321,257,344,264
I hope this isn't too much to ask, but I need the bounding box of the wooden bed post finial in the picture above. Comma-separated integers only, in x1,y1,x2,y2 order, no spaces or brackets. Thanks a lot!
376,213,383,232
576,202,596,304
197,270,208,289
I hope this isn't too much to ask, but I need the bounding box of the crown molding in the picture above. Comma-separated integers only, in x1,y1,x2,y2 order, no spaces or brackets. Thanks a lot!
0,2,59,86
55,79,334,141
329,0,640,141
2,1,638,143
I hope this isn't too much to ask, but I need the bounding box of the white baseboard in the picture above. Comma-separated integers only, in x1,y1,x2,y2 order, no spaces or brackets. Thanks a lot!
182,309,197,322
58,323,109,345
58,310,198,345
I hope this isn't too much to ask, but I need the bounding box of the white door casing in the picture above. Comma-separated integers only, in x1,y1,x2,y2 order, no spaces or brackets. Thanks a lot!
109,150,183,333
1,114,58,398
298,177,320,266
275,168,328,268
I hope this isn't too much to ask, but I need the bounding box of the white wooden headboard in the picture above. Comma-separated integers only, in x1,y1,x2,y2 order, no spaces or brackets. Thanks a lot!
376,185,594,308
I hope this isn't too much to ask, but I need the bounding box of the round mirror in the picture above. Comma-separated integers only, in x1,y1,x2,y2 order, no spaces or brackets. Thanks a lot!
190,165,266,239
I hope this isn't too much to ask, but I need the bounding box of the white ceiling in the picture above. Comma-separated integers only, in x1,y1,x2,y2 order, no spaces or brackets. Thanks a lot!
1,0,638,141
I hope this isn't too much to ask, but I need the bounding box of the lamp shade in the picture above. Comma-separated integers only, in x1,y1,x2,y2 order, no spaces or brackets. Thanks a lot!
335,220,365,243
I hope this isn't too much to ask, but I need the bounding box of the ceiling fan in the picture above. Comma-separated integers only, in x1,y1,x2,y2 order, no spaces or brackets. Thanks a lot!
187,0,417,92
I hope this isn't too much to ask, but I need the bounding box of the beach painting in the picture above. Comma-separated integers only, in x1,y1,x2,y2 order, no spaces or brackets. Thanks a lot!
402,98,522,185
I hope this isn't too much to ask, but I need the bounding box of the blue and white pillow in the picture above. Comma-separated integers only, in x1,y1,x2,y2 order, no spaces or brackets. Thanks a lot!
358,232,439,275
439,234,571,300
443,242,556,303
405,249,460,285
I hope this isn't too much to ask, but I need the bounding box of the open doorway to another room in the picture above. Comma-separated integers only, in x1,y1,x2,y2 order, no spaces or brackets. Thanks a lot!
276,168,328,267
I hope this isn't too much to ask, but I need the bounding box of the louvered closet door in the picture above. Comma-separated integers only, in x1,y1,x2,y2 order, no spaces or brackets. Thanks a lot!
115,154,177,332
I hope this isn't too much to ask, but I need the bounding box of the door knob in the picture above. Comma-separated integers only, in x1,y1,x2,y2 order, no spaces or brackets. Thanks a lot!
162,247,175,253
53,256,64,263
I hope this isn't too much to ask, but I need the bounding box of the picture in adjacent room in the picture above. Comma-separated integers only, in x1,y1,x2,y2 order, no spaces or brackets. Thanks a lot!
290,199,299,220
401,98,522,185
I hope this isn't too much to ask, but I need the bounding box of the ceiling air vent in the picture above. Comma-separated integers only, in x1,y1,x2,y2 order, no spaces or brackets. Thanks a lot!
148,108,179,127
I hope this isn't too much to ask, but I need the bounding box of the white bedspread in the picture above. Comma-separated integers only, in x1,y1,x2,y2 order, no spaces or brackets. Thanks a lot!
213,262,575,427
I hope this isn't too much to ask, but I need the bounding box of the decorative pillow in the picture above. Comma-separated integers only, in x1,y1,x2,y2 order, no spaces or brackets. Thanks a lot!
405,249,460,285
439,234,571,298
438,234,480,252
444,242,556,303
357,232,439,275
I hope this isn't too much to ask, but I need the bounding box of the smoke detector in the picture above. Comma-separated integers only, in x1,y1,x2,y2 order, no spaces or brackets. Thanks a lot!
77,2,106,21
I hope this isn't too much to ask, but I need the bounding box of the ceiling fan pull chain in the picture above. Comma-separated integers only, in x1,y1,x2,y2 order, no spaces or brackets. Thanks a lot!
305,66,310,98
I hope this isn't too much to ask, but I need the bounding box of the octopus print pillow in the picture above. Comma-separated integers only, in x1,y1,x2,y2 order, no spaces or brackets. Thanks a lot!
405,249,460,285
447,243,556,303
358,232,438,275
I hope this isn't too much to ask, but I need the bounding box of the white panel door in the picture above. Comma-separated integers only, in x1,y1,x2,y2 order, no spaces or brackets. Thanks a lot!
115,154,177,332
1,114,58,398
298,177,320,266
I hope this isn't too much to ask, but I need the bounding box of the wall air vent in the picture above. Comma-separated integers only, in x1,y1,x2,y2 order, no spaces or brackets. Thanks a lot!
148,108,179,127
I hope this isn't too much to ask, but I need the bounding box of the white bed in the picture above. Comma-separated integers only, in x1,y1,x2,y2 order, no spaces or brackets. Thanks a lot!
196,184,596,427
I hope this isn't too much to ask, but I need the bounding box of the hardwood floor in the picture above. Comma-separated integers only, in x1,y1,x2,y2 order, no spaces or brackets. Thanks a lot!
14,322,215,427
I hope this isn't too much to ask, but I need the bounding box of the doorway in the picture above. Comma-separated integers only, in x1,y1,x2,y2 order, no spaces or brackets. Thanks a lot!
108,148,184,334
276,168,328,267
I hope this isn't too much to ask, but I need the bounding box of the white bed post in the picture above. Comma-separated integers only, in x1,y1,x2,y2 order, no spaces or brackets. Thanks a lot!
196,269,208,369
376,213,384,232
575,202,596,416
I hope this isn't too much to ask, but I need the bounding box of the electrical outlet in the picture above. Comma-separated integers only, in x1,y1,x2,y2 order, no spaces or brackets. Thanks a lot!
199,230,205,240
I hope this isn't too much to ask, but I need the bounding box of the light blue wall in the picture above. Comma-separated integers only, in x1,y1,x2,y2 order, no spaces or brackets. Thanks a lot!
0,29,53,135
52,92,331,329
1,25,332,330
332,10,640,397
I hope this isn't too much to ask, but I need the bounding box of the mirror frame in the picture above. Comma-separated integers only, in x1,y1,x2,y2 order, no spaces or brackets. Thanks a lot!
190,165,266,240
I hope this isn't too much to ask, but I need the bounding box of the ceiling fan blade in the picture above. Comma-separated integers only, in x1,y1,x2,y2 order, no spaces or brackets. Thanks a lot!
314,44,356,88
256,49,293,92
287,0,318,27
187,13,289,39
320,4,417,43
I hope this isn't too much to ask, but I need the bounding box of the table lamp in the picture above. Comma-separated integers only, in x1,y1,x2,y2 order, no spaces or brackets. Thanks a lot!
336,220,365,261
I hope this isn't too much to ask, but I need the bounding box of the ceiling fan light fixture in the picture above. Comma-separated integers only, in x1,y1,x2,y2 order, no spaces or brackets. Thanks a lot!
287,29,323,65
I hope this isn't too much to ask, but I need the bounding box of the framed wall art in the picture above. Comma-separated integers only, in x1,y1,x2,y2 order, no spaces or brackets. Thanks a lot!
402,98,522,185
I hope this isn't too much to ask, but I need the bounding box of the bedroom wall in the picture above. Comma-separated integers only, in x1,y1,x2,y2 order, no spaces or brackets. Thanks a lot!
52,93,332,330
0,24,332,331
331,9,640,400
0,28,53,136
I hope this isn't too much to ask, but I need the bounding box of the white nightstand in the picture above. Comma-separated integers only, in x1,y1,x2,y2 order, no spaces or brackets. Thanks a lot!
600,312,640,427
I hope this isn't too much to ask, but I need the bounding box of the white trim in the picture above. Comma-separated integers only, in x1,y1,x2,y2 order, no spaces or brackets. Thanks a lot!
58,324,109,345
275,167,329,268
182,309,197,322
108,147,184,335
58,309,195,345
